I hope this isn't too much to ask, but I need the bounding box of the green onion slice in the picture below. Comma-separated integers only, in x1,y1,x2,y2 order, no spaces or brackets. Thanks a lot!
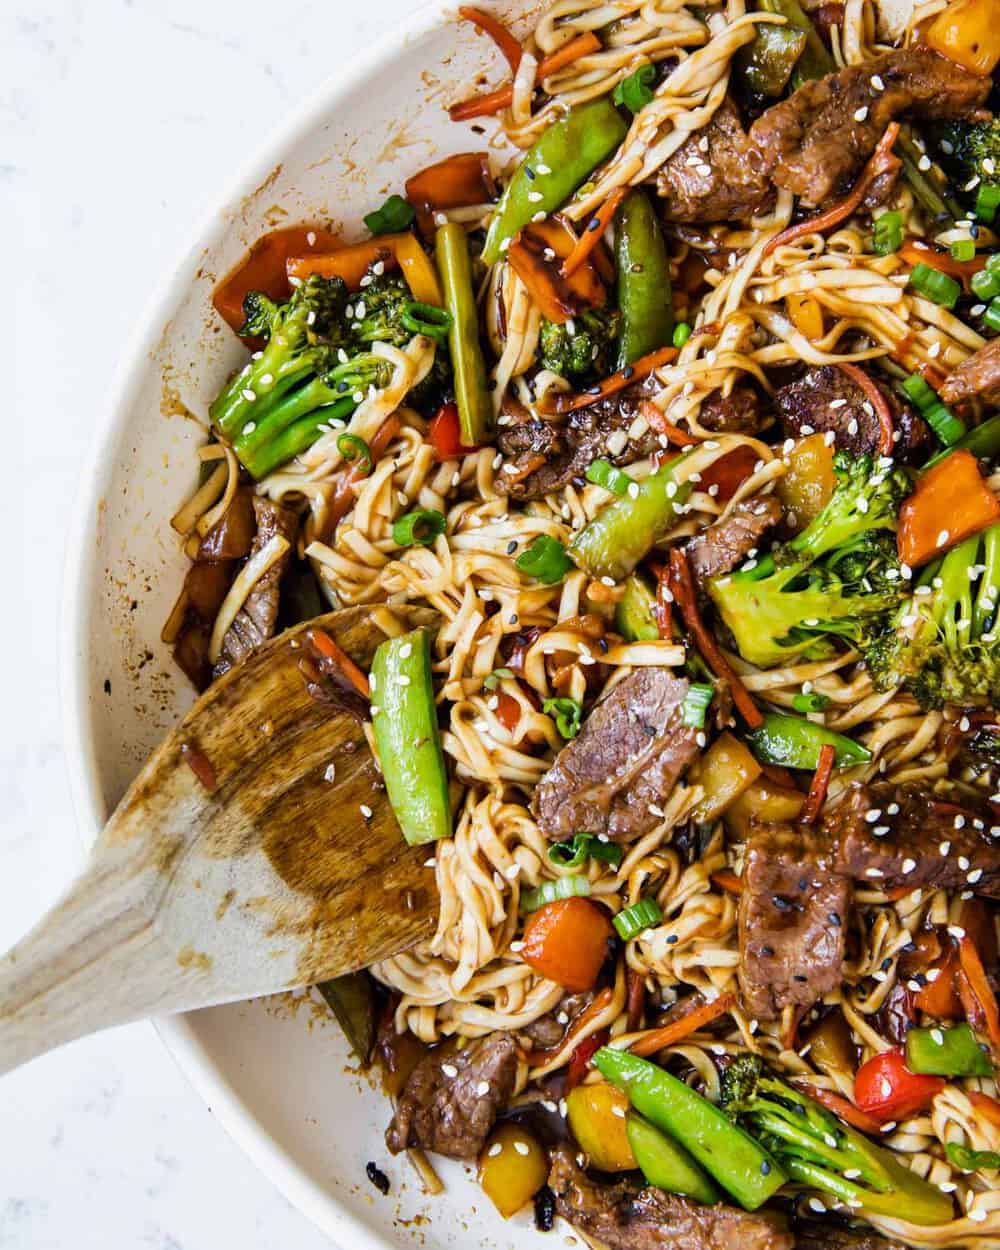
872,210,903,256
548,833,623,869
543,696,584,739
950,237,976,262
680,683,714,728
983,298,1000,334
946,1142,1000,1173
515,534,574,584
483,667,514,691
613,64,656,114
672,321,692,348
908,262,961,309
364,193,415,235
586,458,636,497
975,184,1000,226
613,897,663,940
400,300,452,344
392,508,446,547
971,267,1000,301
521,874,591,913
337,433,372,475
792,691,830,714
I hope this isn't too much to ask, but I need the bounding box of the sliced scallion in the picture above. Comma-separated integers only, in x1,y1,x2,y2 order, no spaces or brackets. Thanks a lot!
400,300,452,344
672,321,692,348
613,897,663,940
901,373,966,446
543,696,583,739
872,211,903,256
908,262,961,309
971,267,1000,301
548,833,623,869
586,458,635,497
515,534,574,584
392,508,446,547
983,298,1000,334
791,690,830,714
337,433,372,475
950,238,976,262
520,874,591,913
680,683,714,728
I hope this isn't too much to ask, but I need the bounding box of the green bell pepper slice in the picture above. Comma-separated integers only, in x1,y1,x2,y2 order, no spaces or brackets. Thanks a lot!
615,573,660,641
626,1112,720,1205
481,98,628,265
370,627,452,845
747,711,871,771
736,22,807,97
906,1024,993,1077
594,1047,787,1211
759,0,832,85
614,189,673,369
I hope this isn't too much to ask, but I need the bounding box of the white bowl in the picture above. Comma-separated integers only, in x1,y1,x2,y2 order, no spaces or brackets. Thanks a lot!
60,3,541,1245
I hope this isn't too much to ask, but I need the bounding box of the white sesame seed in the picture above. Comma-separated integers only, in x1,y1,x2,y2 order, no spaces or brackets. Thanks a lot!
940,841,951,856
865,809,882,823
854,106,869,122
242,388,257,402
870,75,884,91
488,1142,502,1157
441,1063,459,1078
476,1081,491,1096
902,858,917,874
937,530,950,547
968,868,983,884
360,804,373,819
514,1140,530,1155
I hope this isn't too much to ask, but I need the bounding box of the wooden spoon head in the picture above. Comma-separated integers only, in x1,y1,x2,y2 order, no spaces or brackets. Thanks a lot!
103,606,439,1003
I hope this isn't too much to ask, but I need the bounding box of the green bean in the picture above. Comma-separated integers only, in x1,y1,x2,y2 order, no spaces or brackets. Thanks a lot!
614,189,673,370
435,223,494,447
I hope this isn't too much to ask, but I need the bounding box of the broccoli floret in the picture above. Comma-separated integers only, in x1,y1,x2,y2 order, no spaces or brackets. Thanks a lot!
539,309,621,381
931,118,1000,207
867,521,1000,709
720,1055,953,1224
707,452,910,668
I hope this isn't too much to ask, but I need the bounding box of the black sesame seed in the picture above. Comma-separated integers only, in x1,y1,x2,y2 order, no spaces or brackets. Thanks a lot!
622,365,635,380
828,912,841,927
761,945,775,957
366,1162,390,1195
587,216,601,232
524,166,536,180
760,1160,771,1175
507,540,518,554
534,1185,556,1232
597,637,609,654
666,933,679,945
793,974,809,983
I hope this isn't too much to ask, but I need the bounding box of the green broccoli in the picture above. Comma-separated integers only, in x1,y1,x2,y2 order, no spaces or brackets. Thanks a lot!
707,452,910,668
539,308,621,381
720,1055,953,1225
931,118,1000,209
866,521,1000,709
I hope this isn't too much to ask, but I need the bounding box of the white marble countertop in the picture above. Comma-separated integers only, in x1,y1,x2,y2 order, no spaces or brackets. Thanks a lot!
4,2,411,1244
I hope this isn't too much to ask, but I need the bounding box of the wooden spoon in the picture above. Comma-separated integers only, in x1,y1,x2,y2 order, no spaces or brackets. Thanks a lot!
0,606,440,1076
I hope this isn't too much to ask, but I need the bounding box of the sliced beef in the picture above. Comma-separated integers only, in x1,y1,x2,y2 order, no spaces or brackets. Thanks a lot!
686,496,782,584
939,337,1000,407
795,1226,908,1250
699,383,765,435
497,381,660,501
773,365,929,460
521,992,594,1049
549,1146,794,1250
657,97,775,224
532,668,700,844
738,824,850,1021
750,48,991,207
386,1032,518,1160
213,496,298,678
828,782,1000,900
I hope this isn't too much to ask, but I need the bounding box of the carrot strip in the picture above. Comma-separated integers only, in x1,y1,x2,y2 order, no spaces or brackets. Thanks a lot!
544,346,678,414
306,628,371,699
837,363,894,457
898,238,986,291
959,936,1000,1053
763,123,901,258
626,967,646,1033
970,1090,1000,1129
629,992,736,1057
800,743,836,825
640,400,698,446
562,188,627,279
449,32,601,121
525,985,615,1066
667,549,764,729
797,1084,883,1136
458,5,522,71
710,869,744,896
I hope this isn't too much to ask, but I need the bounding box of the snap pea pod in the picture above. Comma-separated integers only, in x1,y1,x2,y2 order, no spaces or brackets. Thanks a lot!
481,98,628,265
435,223,494,447
615,573,660,641
595,1048,786,1211
906,1024,993,1077
736,23,807,97
570,457,693,582
626,1113,720,1205
759,0,832,85
614,189,673,369
370,627,452,845
747,711,870,770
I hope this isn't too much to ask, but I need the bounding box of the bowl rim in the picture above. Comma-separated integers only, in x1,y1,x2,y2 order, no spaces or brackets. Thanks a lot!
58,3,451,1244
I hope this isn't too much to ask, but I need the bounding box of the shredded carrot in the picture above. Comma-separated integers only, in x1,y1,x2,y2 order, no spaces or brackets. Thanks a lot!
306,628,371,699
458,5,523,70
763,123,901,258
837,363,894,457
710,869,744,896
562,188,627,279
640,400,698,446
629,992,736,1057
800,743,836,825
897,447,1000,567
449,32,601,121
797,1084,883,1135
970,1090,1000,1129
506,453,549,485
959,936,1000,1053
898,238,986,291
626,967,646,1033
525,985,615,1066
544,346,678,415
667,549,764,729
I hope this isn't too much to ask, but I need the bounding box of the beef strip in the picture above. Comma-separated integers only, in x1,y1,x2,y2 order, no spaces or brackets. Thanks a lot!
699,383,765,435
657,97,775,224
773,365,929,460
939,337,1000,407
795,1226,908,1250
496,380,660,501
738,824,850,1021
521,992,594,1049
750,48,991,207
213,496,298,678
828,782,1000,900
549,1146,794,1250
686,496,783,584
532,668,700,844
386,1032,518,1160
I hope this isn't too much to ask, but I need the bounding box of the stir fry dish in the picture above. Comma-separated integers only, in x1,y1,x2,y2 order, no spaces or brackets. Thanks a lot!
164,0,1000,1245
